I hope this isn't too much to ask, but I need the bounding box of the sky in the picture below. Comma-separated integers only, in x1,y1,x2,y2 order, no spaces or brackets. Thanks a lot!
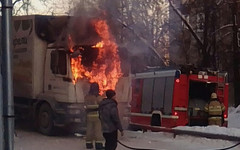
13,0,74,15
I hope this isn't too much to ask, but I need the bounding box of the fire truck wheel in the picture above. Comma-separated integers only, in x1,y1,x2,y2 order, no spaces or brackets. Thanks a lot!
38,103,54,135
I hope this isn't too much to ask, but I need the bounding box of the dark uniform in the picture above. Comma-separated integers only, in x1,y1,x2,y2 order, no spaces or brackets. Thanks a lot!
204,93,225,126
99,90,123,150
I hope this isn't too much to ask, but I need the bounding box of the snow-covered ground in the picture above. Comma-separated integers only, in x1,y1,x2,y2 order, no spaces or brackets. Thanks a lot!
14,106,240,150
175,105,240,137
15,129,240,150
118,131,240,150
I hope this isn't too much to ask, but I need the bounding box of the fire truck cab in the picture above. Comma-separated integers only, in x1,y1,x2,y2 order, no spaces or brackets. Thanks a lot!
130,69,228,129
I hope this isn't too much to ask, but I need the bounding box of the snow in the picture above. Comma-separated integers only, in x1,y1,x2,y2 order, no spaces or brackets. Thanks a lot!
175,125,240,137
228,105,240,128
14,106,240,150
15,129,240,150
118,131,240,150
118,107,240,150
175,105,240,137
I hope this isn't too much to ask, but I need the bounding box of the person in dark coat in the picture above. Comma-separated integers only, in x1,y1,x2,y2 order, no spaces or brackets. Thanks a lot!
99,89,124,150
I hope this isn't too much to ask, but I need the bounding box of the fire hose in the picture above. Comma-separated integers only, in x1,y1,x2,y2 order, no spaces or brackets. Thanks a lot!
117,140,156,150
117,140,240,150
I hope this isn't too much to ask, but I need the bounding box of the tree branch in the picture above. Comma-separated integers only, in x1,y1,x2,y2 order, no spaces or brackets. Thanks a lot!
14,2,26,15
168,0,204,48
13,0,22,6
117,19,167,66
216,32,232,43
211,24,233,36
216,0,224,5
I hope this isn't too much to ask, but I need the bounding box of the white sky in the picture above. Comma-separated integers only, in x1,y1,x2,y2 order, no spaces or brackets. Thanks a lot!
13,0,75,15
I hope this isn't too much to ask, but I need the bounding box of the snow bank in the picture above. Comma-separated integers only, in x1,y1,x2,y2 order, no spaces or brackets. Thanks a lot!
174,106,240,137
174,126,240,137
228,105,240,128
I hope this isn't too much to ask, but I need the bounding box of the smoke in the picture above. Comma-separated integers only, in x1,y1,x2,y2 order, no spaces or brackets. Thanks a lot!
66,1,102,45
65,0,170,73
67,16,101,45
64,0,129,75
66,0,121,47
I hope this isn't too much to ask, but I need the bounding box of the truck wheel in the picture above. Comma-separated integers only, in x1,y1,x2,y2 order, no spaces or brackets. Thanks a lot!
38,103,54,135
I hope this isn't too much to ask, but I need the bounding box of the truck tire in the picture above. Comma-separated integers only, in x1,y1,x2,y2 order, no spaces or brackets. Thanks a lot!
38,103,54,135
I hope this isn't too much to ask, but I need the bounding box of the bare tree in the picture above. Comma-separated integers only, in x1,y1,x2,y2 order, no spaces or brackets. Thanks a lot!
115,0,170,67
169,0,240,106
69,0,170,70
40,0,76,15
12,0,76,15
169,0,233,69
13,0,32,15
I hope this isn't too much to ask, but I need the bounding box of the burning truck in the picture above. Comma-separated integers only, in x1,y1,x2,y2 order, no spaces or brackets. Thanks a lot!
12,15,131,135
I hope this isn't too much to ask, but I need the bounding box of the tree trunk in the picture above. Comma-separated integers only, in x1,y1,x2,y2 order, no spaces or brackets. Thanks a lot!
201,0,210,67
232,0,240,107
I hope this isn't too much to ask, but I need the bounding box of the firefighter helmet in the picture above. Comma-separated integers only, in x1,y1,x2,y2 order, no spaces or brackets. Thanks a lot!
211,93,217,99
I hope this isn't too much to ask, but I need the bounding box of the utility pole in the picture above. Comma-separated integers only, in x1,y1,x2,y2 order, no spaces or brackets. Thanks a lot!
0,5,4,148
1,0,14,150
202,0,210,67
0,2,4,149
231,0,240,107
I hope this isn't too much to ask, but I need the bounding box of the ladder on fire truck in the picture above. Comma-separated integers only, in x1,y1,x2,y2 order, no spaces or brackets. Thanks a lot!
217,72,227,100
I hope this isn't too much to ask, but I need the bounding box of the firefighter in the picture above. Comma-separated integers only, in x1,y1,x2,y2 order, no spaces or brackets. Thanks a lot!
204,93,225,126
84,83,104,150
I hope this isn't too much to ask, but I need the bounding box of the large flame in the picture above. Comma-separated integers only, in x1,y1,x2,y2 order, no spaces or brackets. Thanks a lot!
69,19,122,95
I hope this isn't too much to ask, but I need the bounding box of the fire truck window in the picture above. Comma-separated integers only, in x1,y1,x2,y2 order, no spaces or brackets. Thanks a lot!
50,50,67,75
141,78,154,113
152,78,165,110
189,81,215,101
164,77,175,115
188,81,216,119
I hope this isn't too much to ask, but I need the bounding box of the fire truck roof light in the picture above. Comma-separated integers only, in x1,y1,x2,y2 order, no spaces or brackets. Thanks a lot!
224,114,227,118
203,75,208,79
198,71,207,75
198,75,203,79
174,112,178,116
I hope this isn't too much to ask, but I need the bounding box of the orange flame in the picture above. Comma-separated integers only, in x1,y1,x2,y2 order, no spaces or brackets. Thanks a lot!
92,41,104,48
69,20,122,95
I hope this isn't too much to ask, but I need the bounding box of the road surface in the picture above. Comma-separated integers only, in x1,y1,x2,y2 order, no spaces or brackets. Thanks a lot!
14,121,240,150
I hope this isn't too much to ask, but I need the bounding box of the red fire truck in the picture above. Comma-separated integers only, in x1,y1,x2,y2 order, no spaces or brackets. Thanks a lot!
129,69,228,129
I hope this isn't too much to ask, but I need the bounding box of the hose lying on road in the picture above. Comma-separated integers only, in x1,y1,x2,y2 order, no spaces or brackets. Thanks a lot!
214,142,240,150
118,140,240,150
118,140,156,150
